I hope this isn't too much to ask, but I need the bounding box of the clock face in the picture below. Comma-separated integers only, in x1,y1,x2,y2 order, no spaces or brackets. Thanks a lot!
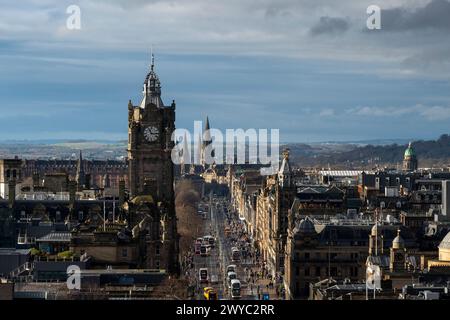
144,126,159,142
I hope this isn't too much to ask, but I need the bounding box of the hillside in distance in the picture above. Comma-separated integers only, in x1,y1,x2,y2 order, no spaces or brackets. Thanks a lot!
287,134,450,169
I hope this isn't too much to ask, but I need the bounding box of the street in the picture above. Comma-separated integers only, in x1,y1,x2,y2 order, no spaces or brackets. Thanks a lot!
183,196,283,300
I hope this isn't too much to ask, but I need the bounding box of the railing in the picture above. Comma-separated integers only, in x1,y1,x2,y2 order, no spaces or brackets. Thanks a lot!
9,262,34,282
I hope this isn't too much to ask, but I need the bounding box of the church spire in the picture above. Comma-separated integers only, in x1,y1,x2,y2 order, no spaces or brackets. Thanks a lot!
151,47,155,71
76,150,86,191
141,50,163,108
278,149,292,188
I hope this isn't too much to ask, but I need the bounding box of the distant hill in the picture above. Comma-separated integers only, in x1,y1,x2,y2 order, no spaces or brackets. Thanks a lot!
0,135,449,167
287,134,450,168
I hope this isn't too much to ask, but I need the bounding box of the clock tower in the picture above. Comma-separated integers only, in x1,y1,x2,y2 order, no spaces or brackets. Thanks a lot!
128,54,176,199
127,54,179,274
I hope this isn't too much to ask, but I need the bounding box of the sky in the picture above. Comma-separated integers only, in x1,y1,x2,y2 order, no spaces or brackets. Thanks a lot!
1,0,450,143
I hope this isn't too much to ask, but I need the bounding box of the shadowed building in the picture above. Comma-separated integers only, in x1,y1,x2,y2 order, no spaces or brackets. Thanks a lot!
126,55,179,274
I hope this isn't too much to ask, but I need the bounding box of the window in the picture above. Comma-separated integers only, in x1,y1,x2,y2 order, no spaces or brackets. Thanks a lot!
295,252,300,261
329,252,338,260
155,245,160,255
155,260,160,268
78,211,84,221
304,267,310,277
122,248,128,257
330,267,338,277
316,267,321,276
12,170,17,178
20,210,26,218
56,211,61,221
295,267,299,276
6,170,10,178
304,252,310,260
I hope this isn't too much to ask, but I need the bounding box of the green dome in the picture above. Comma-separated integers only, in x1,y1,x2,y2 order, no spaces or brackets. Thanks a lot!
404,142,415,158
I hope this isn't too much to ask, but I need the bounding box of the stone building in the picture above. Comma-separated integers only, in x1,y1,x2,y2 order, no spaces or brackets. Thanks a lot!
126,55,179,274
0,158,23,200
255,150,296,276
284,216,371,299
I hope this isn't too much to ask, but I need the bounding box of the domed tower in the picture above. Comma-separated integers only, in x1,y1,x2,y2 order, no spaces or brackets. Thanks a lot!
402,142,418,172
438,231,450,262
369,223,384,256
390,229,407,272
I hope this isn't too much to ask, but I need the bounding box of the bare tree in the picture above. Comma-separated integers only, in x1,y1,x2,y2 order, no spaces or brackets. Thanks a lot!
175,180,203,256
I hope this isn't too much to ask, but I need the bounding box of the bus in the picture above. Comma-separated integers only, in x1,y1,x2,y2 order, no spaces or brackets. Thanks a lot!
203,235,215,247
227,271,237,287
230,279,241,299
226,265,236,274
199,268,208,283
203,287,217,300
200,245,210,257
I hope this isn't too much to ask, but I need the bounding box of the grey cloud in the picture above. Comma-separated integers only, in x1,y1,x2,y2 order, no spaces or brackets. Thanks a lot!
382,0,450,32
310,16,350,36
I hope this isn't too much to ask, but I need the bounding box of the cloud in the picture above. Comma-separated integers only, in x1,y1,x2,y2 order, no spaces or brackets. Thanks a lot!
382,0,450,32
310,16,350,36
346,104,450,121
319,108,335,117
